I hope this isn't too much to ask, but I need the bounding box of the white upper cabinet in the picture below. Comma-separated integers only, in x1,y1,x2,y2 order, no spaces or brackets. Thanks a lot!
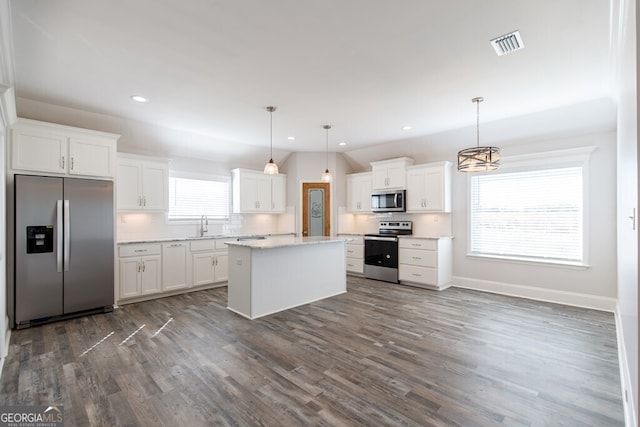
346,172,372,212
370,157,414,190
11,118,118,178
232,169,286,214
406,161,452,213
117,155,168,211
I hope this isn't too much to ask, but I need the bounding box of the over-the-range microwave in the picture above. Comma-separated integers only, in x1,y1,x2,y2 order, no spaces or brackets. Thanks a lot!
371,189,406,212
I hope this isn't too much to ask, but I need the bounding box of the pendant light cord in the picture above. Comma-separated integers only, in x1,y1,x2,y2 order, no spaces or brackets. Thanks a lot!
270,108,273,159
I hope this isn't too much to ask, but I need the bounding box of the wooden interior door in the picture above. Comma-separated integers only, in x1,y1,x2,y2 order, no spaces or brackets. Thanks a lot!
302,182,330,237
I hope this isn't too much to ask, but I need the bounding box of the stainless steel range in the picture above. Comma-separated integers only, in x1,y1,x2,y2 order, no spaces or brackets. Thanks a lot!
364,221,412,283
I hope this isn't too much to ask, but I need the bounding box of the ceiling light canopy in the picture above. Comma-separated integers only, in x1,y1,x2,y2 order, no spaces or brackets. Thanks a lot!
321,124,332,182
264,106,279,175
457,97,500,172
130,95,148,103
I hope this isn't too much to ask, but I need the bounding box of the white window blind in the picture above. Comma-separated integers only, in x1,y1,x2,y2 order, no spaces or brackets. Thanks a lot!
168,176,229,220
470,167,583,263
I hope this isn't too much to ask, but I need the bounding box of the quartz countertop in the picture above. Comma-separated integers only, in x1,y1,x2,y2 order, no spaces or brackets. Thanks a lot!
226,236,347,249
118,233,296,245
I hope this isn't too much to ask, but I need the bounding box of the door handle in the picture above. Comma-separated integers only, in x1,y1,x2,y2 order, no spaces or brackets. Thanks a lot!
56,200,63,273
63,200,70,271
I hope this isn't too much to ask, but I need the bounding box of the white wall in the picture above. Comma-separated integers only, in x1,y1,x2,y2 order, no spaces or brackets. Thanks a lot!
614,0,638,424
0,0,16,370
453,131,617,307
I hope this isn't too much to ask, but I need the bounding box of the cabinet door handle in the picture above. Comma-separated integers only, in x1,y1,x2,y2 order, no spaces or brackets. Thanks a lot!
70,157,74,170
143,196,146,207
138,196,142,207
142,261,146,272
61,156,65,170
137,261,141,273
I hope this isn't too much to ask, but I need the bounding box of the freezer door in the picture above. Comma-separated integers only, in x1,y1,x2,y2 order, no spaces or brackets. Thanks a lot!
15,175,64,323
63,178,114,313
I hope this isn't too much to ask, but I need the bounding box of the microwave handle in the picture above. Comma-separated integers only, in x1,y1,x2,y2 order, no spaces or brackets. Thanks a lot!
394,192,398,207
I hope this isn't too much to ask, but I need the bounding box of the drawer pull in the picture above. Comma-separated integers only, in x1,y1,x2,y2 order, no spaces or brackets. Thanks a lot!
411,243,421,247
134,249,147,253
412,273,422,277
169,244,183,247
412,256,421,260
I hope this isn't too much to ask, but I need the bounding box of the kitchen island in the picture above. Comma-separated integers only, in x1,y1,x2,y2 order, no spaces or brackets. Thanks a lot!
226,236,346,319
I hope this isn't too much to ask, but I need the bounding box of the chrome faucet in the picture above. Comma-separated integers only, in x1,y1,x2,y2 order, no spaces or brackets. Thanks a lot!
200,214,208,237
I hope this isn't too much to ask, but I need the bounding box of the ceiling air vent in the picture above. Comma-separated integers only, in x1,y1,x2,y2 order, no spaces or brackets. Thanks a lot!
490,30,524,56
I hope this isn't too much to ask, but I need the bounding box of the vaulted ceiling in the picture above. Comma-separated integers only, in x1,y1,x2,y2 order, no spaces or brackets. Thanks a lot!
8,0,615,163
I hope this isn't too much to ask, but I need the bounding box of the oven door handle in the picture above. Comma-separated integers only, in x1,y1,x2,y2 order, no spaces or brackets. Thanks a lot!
365,236,398,242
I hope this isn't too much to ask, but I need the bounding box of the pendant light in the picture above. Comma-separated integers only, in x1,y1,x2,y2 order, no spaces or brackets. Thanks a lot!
263,106,279,175
457,97,500,172
321,124,332,182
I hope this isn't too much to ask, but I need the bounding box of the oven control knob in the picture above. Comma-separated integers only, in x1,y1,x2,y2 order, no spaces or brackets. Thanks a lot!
386,254,391,259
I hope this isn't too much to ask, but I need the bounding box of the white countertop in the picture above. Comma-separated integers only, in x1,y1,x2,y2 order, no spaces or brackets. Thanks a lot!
226,236,347,249
118,233,295,245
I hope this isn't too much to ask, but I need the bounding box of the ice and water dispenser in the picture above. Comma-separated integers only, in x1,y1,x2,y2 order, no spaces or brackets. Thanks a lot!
26,226,54,253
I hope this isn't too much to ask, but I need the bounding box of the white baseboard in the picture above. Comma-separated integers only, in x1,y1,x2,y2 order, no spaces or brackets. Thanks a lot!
452,276,617,312
615,304,638,427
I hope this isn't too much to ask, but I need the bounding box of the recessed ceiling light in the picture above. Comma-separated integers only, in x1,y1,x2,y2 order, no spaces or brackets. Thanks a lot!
287,136,295,140
131,95,148,103
338,142,347,146
401,125,412,130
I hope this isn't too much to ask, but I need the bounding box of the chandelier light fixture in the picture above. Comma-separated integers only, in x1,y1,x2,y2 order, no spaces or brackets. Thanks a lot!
457,97,500,172
321,124,332,182
263,106,279,175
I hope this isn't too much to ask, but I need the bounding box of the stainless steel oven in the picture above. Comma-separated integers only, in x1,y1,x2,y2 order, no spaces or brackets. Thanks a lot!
364,221,412,283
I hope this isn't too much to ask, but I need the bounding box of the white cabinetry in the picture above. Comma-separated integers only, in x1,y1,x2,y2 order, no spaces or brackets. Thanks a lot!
346,173,372,212
162,242,189,291
191,239,229,286
231,169,286,213
118,244,162,299
344,235,364,274
11,118,118,178
398,237,452,290
117,155,168,211
370,157,413,190
406,161,452,213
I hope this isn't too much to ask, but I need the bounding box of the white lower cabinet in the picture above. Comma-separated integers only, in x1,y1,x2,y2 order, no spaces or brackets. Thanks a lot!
190,239,229,286
118,238,232,303
398,237,452,290
344,235,364,274
162,242,189,291
118,244,162,299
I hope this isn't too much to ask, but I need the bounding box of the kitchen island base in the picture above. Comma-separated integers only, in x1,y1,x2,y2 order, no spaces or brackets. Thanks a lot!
227,237,346,319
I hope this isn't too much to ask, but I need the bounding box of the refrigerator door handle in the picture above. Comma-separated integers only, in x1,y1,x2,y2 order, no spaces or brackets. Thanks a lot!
56,200,63,273
64,200,70,271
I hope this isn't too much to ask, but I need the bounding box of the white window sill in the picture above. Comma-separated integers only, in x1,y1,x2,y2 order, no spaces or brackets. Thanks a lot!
466,253,590,270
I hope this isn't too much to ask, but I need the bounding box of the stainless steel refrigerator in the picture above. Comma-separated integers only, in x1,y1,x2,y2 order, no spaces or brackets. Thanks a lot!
14,174,114,328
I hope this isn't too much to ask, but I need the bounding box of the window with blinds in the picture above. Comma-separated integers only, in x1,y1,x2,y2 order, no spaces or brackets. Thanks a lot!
469,166,584,264
168,176,230,220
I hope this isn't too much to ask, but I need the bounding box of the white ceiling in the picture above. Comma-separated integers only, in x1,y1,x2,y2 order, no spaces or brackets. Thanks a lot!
8,0,614,162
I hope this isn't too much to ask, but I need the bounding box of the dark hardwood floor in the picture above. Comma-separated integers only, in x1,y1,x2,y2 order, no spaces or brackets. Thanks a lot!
1,277,624,426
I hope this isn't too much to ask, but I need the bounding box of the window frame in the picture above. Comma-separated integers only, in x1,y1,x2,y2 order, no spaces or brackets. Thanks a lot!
167,170,231,223
466,146,595,268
